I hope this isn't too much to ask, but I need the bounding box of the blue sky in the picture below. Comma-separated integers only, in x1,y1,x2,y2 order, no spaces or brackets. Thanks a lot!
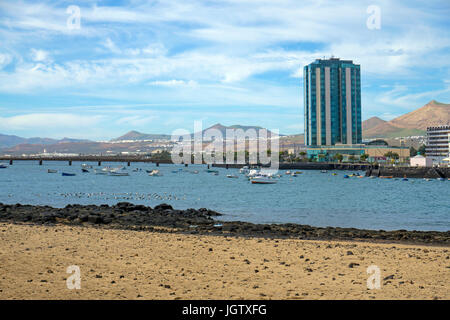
0,0,449,140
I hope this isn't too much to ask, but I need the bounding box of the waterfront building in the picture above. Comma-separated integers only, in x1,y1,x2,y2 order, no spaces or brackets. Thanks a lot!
410,155,433,167
303,58,362,146
306,142,410,163
426,125,450,163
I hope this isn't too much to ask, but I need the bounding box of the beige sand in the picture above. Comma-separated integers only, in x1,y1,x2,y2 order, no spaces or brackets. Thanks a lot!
0,222,448,300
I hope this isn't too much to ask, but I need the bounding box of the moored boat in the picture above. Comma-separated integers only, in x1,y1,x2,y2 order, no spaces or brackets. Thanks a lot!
251,178,277,184
0,163,8,169
48,169,57,173
109,172,129,176
149,170,163,176
226,174,238,178
62,172,76,176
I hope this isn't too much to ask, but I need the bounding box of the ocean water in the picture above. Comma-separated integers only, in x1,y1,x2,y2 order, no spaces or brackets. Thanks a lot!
0,161,449,231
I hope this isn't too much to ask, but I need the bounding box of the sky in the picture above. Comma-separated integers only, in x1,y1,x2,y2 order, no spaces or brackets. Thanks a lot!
0,0,449,140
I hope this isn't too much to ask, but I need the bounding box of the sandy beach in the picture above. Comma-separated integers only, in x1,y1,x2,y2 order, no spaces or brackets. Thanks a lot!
0,222,448,300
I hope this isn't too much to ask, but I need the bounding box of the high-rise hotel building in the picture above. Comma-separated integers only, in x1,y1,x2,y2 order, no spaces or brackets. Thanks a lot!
304,58,362,146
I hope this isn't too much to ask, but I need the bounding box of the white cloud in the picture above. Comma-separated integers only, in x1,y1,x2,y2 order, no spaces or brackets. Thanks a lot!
0,53,12,69
116,115,159,126
149,79,197,86
31,49,50,62
102,38,121,54
0,113,104,131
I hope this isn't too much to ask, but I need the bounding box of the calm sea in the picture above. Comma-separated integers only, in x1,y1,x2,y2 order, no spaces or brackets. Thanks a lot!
0,161,449,231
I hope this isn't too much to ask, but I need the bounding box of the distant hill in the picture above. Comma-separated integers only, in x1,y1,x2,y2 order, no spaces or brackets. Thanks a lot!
194,123,281,140
363,100,449,138
389,100,450,130
112,130,171,141
0,133,89,149
362,116,386,131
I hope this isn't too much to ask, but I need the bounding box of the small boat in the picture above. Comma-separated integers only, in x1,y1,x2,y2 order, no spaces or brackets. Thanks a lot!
357,175,365,178
239,166,249,174
332,173,338,176
82,168,89,173
321,170,327,173
437,177,445,181
226,174,238,178
285,171,291,175
62,172,76,176
343,175,349,179
149,170,163,176
369,176,376,179
251,179,277,184
0,163,8,169
81,164,93,169
291,173,297,177
94,170,107,175
294,171,303,174
206,169,219,173
109,172,129,176
402,178,409,181
48,169,57,173
379,176,393,179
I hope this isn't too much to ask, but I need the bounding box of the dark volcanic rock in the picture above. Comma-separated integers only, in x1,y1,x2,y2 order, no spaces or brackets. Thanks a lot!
154,203,173,211
0,203,448,245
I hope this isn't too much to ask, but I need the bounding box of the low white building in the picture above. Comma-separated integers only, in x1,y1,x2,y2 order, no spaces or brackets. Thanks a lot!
410,155,433,167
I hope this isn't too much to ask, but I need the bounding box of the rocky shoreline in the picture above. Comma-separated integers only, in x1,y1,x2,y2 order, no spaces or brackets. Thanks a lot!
0,202,449,245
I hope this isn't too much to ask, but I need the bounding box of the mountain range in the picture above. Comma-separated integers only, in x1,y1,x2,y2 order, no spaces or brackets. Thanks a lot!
0,134,90,149
362,100,450,138
111,131,171,141
1,100,448,154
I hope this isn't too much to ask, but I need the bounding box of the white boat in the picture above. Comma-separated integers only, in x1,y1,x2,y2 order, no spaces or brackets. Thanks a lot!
251,177,277,184
109,172,129,176
226,174,238,178
149,170,163,176
106,166,125,173
239,166,249,174
0,163,8,169
81,164,93,169
285,170,291,175
246,169,260,177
